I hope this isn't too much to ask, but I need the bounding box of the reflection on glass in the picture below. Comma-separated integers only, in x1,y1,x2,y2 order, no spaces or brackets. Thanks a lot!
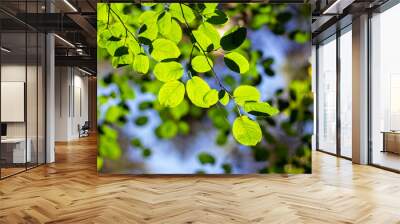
340,29,352,158
1,31,27,177
0,1,46,178
318,37,337,154
371,4,400,171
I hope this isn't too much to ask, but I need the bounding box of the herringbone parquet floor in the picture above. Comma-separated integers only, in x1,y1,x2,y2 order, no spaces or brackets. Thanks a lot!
1,135,400,224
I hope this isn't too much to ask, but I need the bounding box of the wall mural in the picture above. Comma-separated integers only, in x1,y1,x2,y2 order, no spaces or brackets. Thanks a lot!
97,2,312,174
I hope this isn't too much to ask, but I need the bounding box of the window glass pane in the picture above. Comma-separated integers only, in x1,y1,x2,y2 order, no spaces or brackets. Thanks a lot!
318,37,337,154
371,4,400,171
0,14,28,177
340,29,352,158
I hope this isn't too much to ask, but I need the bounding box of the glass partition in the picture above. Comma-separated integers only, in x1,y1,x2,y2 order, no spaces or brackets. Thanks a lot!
0,1,46,179
317,36,337,154
0,30,28,177
371,3,400,171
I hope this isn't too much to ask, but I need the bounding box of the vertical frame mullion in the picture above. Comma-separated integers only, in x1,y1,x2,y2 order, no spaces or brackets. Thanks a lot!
367,11,373,165
316,44,320,151
36,0,39,167
0,16,2,179
336,25,341,157
25,0,28,171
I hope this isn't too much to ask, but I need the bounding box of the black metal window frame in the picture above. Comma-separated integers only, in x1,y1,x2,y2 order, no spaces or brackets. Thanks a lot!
315,21,353,161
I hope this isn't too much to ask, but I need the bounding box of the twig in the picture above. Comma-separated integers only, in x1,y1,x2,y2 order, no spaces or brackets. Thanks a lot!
178,3,242,116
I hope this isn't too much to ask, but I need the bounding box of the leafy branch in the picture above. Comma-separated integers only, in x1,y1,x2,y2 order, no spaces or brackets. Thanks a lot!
178,3,242,116
98,3,281,147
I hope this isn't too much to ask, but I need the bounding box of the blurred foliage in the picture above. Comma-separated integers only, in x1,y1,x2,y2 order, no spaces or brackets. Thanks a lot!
97,2,312,174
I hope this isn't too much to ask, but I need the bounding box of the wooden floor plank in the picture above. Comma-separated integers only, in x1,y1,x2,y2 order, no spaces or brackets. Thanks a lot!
0,135,399,224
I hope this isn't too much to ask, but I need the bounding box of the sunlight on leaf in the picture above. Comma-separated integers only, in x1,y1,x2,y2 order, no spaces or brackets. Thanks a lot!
186,76,212,108
219,90,230,106
233,85,260,106
133,54,149,74
192,55,213,73
244,102,279,117
154,61,184,82
169,3,195,23
158,80,185,107
232,116,262,146
224,52,249,74
203,89,219,106
151,38,181,61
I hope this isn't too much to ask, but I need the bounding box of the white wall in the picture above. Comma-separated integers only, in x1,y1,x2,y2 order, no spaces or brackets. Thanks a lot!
55,66,89,141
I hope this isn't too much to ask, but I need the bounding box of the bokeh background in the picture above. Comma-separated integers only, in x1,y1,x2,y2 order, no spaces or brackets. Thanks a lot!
97,3,312,174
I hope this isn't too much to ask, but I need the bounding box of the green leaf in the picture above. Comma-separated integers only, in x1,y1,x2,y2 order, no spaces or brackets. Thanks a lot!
151,38,181,61
97,156,103,171
220,26,247,51
104,36,123,56
206,10,228,25
97,3,109,23
139,10,158,24
232,116,262,146
198,22,220,50
138,22,158,41
233,85,260,106
142,3,156,7
133,54,149,74
178,121,190,134
108,22,125,38
112,53,133,68
244,102,279,117
154,61,184,82
142,148,152,158
222,163,232,174
192,55,213,73
97,29,112,48
216,131,228,145
158,80,185,107
127,38,141,55
186,76,211,108
224,52,249,74
193,30,213,52
163,19,182,43
158,11,172,36
170,100,189,120
198,152,216,165
202,3,218,15
157,120,178,139
169,3,195,23
203,89,218,106
208,107,230,130
131,138,142,147
105,105,126,123
219,90,229,106
135,116,148,126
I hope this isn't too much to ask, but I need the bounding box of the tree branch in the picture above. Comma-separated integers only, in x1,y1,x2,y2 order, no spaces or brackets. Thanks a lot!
179,3,242,116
